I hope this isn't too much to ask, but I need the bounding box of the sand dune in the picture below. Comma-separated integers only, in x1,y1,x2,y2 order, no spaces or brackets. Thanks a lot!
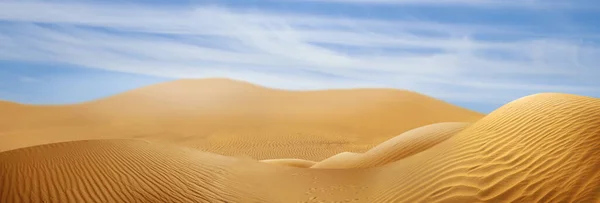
0,139,376,203
312,122,470,169
368,93,600,202
260,158,318,168
0,139,274,203
0,78,483,161
1,93,599,202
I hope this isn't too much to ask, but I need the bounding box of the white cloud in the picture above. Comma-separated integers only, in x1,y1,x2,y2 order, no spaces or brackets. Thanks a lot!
0,1,598,105
278,0,586,9
282,0,500,5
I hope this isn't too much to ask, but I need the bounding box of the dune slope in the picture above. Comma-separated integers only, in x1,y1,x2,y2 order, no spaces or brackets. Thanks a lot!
0,139,371,203
260,158,318,168
1,93,599,203
0,78,484,161
0,101,26,132
0,139,272,203
312,122,470,169
370,93,600,202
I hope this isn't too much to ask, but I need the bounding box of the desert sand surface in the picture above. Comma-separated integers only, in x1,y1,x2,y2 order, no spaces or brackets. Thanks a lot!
260,158,318,168
1,79,599,203
0,78,482,160
311,122,470,169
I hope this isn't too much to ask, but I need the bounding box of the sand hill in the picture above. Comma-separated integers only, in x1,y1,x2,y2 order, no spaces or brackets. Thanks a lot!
0,78,483,161
311,122,470,169
367,93,600,202
1,93,599,202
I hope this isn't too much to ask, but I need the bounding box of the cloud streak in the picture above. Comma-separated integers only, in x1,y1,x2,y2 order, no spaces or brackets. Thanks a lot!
0,1,599,106
278,0,597,10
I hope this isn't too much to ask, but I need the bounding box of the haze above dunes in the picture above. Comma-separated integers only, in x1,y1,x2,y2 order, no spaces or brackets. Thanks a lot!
1,78,599,202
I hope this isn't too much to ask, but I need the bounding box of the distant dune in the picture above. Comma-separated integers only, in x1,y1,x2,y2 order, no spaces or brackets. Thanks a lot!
1,93,599,202
0,100,26,131
0,78,483,161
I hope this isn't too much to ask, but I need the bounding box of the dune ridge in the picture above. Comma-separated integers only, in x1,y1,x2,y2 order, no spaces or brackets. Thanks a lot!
0,78,484,161
312,122,470,169
260,158,318,168
369,93,600,202
1,93,599,202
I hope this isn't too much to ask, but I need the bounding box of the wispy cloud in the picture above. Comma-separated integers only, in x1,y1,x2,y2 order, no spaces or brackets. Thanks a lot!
281,0,511,5
279,0,595,9
0,1,598,106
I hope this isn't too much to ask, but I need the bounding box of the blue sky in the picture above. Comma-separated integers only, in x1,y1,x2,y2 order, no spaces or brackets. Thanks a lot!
0,0,599,113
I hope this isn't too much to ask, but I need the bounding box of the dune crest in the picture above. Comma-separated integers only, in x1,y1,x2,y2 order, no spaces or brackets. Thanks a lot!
312,122,470,169
1,78,483,161
1,93,599,202
260,158,318,168
3,77,600,203
369,93,600,202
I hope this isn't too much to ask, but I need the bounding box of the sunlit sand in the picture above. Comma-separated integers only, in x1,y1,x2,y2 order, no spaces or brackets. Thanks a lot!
1,79,598,202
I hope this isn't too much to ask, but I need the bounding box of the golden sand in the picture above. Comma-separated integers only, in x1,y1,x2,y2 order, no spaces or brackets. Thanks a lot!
0,78,482,159
1,79,598,203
